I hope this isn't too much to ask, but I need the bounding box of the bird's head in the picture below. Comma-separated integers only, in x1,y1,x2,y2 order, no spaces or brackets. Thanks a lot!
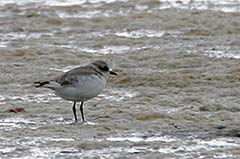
91,60,117,77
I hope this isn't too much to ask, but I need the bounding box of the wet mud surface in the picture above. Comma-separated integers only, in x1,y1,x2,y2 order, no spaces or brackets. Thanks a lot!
0,0,240,158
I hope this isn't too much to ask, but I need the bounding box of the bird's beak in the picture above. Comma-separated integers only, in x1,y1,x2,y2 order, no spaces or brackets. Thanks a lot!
109,70,117,76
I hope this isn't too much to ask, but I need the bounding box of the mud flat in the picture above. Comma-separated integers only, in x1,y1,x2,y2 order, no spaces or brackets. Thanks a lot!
0,0,240,158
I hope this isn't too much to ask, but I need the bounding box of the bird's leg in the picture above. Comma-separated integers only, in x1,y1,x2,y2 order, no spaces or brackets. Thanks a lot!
72,102,77,122
80,101,85,122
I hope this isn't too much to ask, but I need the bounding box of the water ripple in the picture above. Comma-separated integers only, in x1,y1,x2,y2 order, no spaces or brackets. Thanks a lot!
1,93,61,104
99,88,138,102
116,30,166,39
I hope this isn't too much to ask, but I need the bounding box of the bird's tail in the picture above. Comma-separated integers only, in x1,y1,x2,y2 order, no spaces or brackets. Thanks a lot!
34,81,50,88
34,81,61,90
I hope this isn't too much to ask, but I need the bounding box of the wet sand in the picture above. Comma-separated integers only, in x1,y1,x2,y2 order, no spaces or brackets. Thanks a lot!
0,0,240,158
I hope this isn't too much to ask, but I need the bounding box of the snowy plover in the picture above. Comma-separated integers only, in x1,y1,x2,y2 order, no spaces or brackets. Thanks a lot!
34,60,117,122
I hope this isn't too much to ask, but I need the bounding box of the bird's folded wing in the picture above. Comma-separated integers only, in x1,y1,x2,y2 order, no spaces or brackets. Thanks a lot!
55,65,97,86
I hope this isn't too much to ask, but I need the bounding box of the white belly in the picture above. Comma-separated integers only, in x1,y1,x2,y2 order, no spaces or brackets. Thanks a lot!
55,75,106,102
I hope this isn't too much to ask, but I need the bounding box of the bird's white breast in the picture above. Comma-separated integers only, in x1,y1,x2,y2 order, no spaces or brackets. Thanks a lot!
55,75,106,102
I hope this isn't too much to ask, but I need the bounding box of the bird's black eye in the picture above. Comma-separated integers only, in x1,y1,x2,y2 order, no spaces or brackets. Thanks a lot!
101,65,109,72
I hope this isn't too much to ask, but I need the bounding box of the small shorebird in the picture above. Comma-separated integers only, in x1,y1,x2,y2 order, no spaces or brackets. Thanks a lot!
34,60,117,122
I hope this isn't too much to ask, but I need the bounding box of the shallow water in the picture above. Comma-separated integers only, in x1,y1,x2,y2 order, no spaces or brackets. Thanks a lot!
0,0,240,158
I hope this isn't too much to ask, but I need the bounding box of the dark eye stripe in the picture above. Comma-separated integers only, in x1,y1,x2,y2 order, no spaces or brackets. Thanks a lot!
101,66,109,71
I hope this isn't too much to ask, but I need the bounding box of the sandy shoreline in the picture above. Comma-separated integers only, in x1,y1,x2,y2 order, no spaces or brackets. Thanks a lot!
0,0,240,158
